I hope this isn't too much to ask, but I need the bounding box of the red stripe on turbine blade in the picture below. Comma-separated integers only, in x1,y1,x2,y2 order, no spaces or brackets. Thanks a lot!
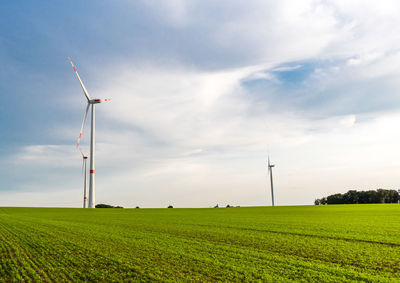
90,170,94,174
73,66,76,72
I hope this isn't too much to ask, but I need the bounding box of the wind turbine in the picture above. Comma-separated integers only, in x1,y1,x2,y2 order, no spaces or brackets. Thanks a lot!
69,57,110,208
80,149,88,208
268,156,275,206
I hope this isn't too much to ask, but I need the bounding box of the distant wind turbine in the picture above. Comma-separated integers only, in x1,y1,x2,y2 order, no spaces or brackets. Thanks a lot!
69,57,110,208
268,156,275,206
80,149,88,208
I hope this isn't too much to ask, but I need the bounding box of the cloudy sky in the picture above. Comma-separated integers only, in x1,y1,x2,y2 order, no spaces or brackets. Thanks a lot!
1,0,400,207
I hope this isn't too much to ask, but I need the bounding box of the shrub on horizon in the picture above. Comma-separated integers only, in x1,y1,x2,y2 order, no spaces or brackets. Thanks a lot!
95,204,123,208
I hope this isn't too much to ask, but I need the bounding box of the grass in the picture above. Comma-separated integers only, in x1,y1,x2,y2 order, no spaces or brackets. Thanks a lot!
0,204,399,282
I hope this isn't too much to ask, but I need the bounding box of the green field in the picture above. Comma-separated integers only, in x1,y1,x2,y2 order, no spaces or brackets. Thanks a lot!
0,205,399,282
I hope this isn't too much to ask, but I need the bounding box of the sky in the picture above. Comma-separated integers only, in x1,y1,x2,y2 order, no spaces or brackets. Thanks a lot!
1,0,400,208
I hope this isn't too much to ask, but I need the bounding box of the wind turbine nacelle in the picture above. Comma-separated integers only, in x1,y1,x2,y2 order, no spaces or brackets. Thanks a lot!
269,165,275,168
90,99,110,104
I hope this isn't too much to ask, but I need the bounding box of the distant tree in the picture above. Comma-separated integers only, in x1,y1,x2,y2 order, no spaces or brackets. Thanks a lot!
327,194,344,204
136,206,140,209
226,204,231,208
214,204,219,208
168,205,173,208
343,190,358,204
387,190,400,203
368,190,378,203
95,204,123,208
358,191,369,203
314,197,327,205
377,189,400,203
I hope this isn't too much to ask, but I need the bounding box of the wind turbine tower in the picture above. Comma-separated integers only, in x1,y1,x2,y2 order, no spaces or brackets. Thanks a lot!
80,149,88,208
69,57,110,208
268,156,275,206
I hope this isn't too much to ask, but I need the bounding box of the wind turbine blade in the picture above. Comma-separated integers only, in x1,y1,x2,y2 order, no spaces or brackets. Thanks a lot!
79,147,84,157
77,104,90,148
68,57,91,101
78,147,87,158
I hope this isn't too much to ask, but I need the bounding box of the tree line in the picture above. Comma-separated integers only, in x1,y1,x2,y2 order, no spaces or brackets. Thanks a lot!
315,189,399,205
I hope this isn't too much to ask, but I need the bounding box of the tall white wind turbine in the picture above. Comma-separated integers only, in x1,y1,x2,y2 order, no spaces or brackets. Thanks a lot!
268,156,275,206
69,57,110,208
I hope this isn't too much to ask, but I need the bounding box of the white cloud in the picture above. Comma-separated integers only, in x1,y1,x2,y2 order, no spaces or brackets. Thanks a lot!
273,65,303,72
141,0,189,27
14,145,77,167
